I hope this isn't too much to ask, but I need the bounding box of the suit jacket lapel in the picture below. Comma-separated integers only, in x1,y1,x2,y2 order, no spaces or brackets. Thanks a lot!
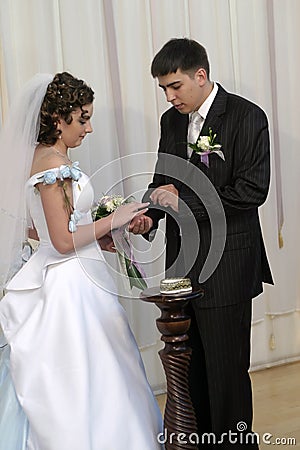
201,83,227,135
189,84,227,165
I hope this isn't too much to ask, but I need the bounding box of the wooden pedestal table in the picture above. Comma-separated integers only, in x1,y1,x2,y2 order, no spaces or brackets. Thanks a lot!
140,287,204,450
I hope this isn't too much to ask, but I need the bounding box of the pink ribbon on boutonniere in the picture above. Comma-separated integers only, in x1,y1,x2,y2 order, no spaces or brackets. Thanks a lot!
200,152,210,167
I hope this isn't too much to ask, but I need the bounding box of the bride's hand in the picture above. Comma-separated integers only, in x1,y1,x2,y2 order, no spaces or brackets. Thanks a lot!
110,202,149,229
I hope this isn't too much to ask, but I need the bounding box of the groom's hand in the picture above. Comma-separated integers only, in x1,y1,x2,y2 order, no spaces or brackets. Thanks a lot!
150,184,178,212
129,215,153,235
98,233,116,252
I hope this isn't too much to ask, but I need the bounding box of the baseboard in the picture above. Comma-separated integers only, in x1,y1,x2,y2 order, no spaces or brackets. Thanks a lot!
250,355,300,372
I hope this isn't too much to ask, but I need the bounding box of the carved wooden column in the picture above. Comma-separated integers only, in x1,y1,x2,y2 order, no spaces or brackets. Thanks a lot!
140,287,204,449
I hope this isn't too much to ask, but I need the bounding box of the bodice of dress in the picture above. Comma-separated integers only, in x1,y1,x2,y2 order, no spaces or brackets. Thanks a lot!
6,166,105,291
27,167,94,246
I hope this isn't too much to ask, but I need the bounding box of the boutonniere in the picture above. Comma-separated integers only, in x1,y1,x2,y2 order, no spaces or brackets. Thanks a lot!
188,127,225,167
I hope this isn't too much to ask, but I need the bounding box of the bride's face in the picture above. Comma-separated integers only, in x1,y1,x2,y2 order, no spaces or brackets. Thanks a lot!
58,103,93,148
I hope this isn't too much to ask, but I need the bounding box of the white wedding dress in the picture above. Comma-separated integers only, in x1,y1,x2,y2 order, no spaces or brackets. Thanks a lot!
0,168,163,450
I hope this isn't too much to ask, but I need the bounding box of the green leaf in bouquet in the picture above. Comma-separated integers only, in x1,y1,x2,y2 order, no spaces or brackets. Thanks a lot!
93,205,110,220
124,255,147,290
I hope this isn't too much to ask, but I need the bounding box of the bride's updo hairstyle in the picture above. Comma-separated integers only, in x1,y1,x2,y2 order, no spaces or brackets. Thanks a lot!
38,72,94,145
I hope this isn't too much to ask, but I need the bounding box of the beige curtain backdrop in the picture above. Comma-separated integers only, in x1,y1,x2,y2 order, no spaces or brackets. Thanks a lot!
0,0,299,391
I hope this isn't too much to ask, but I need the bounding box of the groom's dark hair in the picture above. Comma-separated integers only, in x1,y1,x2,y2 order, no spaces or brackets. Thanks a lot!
151,38,210,79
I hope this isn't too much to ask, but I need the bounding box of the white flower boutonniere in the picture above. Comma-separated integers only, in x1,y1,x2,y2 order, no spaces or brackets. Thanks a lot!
188,127,225,167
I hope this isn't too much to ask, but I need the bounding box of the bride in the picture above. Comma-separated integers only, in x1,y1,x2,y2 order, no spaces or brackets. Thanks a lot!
0,72,163,449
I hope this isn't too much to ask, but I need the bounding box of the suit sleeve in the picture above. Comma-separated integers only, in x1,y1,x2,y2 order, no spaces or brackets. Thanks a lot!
179,106,271,221
142,114,168,231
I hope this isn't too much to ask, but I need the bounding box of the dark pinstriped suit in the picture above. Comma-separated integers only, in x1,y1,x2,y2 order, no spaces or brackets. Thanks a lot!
144,84,273,447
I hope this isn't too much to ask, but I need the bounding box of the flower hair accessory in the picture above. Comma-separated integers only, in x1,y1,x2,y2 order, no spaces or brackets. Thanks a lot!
188,127,225,167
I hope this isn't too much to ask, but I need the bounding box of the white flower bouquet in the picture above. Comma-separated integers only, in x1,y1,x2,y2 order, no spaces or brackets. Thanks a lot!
92,195,147,291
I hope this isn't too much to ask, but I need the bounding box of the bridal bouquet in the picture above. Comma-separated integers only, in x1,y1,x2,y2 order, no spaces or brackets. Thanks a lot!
92,195,147,291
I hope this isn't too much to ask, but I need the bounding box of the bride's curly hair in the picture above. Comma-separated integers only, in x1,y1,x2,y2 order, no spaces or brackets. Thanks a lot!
38,72,94,145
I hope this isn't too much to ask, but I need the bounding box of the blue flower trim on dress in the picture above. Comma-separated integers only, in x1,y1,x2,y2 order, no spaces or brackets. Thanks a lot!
68,209,84,232
42,171,57,184
38,161,82,185
37,162,83,233
59,162,82,181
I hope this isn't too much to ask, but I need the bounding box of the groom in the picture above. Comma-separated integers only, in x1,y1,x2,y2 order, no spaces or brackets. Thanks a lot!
130,38,273,447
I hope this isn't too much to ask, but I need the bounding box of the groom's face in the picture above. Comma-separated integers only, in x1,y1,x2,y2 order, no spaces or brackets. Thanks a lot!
157,69,204,114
